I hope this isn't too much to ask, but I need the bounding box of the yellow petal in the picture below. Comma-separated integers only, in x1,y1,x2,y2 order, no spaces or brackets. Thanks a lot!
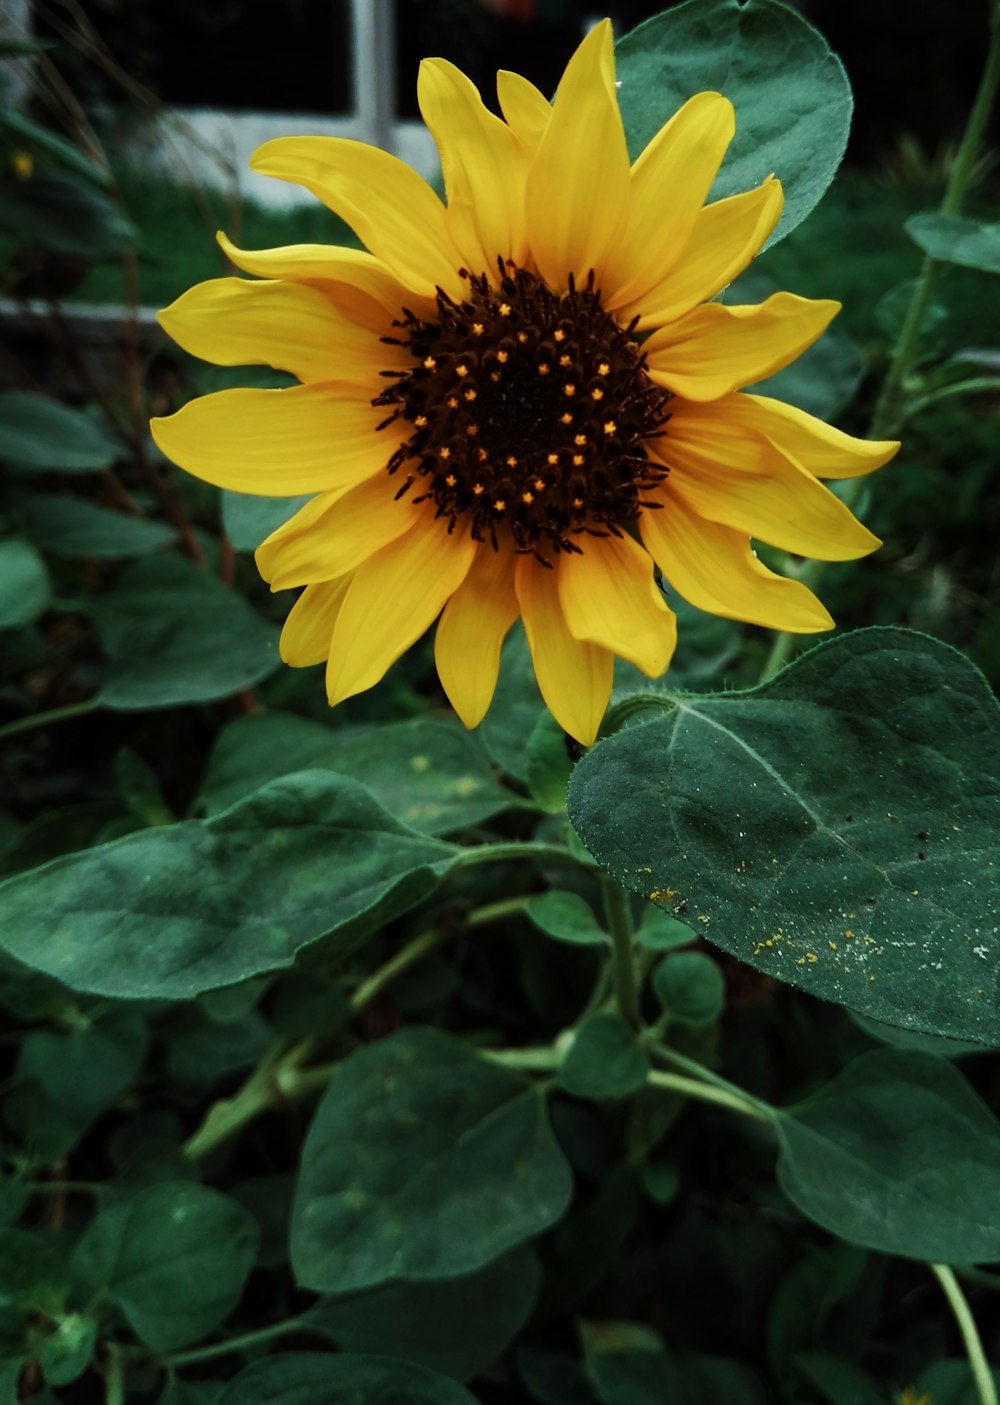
557,532,676,677
217,232,419,318
418,58,529,275
653,430,881,560
158,277,403,385
640,490,834,632
496,69,552,152
280,576,353,666
601,92,735,309
256,474,415,589
326,513,476,705
644,292,841,401
619,178,783,329
715,393,900,478
434,543,519,728
150,384,400,496
523,21,631,289
515,554,613,746
250,137,463,299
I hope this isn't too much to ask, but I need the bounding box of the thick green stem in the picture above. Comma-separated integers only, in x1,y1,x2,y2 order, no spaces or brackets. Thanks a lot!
648,1040,778,1122
0,699,98,742
759,5,1000,685
646,1069,770,1122
600,873,641,1029
932,1264,998,1405
103,1343,125,1405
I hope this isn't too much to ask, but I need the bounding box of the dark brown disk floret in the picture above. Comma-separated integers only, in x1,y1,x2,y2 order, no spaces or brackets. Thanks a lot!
373,260,672,561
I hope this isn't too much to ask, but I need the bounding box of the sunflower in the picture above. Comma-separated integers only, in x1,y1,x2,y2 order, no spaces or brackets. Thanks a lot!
150,21,897,745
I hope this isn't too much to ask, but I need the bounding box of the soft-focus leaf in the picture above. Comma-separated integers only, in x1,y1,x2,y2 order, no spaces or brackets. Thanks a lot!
569,629,1000,1045
308,1246,541,1382
199,712,518,835
558,1014,650,1100
0,391,119,473
915,1360,1000,1405
92,555,279,709
0,110,111,184
216,1352,478,1405
478,624,544,783
38,1313,96,1387
291,1028,573,1294
616,0,852,246
71,1182,258,1351
525,891,608,946
0,174,135,256
15,493,176,558
0,772,457,999
776,1049,1000,1261
907,211,1000,274
0,538,50,629
651,952,725,1025
221,490,314,552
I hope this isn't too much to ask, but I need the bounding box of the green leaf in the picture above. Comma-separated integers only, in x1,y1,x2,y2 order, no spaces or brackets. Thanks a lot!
0,392,119,472
915,1360,1000,1405
291,1028,573,1294
308,1246,541,1382
583,1330,768,1405
525,712,573,812
12,1010,148,1159
568,629,1000,1046
0,109,110,184
558,1014,650,1100
0,174,135,257
14,493,176,558
38,1314,96,1387
71,1182,258,1351
0,538,50,630
615,0,852,247
651,952,725,1025
478,624,544,783
91,555,279,709
199,713,518,835
635,907,696,952
221,490,313,552
525,891,608,946
906,212,1000,274
0,772,456,999
216,1352,479,1405
776,1049,1000,1261
791,1352,884,1405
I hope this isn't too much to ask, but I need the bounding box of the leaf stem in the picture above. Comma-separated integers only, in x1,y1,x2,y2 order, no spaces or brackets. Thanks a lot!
163,1314,313,1368
931,1263,998,1405
759,4,1000,685
601,873,641,1029
103,1342,125,1405
647,1040,778,1123
0,699,99,742
450,839,592,870
646,1069,770,1122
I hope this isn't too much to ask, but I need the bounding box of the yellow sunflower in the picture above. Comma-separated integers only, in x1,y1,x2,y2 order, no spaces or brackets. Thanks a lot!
150,21,897,745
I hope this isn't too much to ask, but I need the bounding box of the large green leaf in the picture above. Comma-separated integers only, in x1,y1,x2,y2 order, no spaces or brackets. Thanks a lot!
71,1182,258,1351
568,629,1000,1045
615,0,852,246
92,555,279,709
0,391,119,472
221,490,313,552
776,1049,1000,1263
906,212,1000,274
216,1353,478,1405
0,174,135,257
0,772,456,999
308,1246,540,1382
291,1028,573,1294
198,712,520,835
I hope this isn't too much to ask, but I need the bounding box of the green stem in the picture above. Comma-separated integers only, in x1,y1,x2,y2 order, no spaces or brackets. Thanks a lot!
165,1315,313,1368
349,926,452,1014
648,1040,778,1122
449,839,590,870
484,1045,561,1071
909,376,1000,414
0,699,98,742
104,1342,125,1405
931,1264,998,1405
759,5,1000,685
601,874,641,1029
646,1069,770,1122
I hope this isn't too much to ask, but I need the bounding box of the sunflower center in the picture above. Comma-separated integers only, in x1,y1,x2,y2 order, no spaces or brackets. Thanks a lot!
373,262,672,560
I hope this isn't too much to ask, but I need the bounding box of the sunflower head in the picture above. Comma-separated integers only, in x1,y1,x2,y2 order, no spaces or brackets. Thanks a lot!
151,20,898,745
